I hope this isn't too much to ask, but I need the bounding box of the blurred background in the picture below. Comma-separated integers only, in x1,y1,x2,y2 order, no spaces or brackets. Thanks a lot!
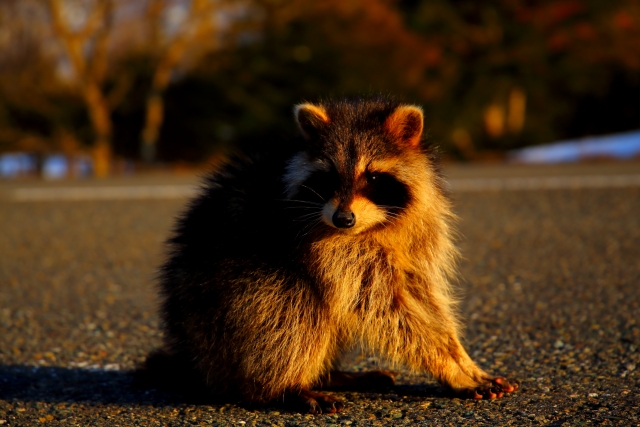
1,0,640,178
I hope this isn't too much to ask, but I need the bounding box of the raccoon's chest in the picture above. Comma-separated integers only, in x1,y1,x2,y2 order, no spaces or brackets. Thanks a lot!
309,237,409,313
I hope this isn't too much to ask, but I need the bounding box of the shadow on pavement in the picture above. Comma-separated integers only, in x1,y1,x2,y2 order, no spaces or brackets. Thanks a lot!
392,384,444,398
0,364,445,406
0,364,183,405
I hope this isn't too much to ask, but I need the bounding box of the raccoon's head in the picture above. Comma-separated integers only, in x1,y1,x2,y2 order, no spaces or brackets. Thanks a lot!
283,98,441,235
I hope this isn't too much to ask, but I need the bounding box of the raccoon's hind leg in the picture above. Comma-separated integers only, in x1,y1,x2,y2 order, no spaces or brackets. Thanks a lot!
284,389,344,414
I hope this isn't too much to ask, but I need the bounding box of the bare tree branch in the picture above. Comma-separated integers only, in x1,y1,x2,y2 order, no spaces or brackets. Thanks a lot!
141,0,218,162
45,0,115,177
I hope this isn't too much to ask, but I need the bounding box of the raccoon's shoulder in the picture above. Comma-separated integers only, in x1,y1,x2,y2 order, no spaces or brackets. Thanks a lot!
169,149,292,249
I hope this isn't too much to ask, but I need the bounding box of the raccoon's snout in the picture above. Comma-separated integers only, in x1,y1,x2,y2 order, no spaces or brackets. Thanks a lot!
332,210,355,228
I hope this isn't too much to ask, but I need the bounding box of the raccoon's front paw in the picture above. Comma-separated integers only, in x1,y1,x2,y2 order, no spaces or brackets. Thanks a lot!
462,377,519,399
286,389,344,414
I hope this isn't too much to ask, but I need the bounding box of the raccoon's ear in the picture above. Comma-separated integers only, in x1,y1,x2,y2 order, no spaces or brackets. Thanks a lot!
384,105,424,148
294,103,330,140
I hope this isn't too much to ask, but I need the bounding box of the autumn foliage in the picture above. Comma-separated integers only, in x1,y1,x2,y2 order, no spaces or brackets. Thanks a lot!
0,0,639,167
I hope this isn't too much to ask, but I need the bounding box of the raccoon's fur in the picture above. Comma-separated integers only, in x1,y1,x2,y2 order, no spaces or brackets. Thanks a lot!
144,97,517,413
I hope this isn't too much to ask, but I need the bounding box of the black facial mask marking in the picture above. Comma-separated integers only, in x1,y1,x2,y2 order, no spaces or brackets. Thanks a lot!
362,172,411,211
294,163,411,216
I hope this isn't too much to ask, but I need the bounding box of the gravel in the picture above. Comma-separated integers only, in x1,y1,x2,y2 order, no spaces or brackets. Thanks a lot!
0,172,639,426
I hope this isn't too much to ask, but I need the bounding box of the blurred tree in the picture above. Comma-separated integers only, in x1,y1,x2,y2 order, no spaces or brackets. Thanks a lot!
0,0,88,158
46,0,117,177
157,0,436,160
398,0,640,157
2,0,640,166
139,0,220,163
157,0,640,161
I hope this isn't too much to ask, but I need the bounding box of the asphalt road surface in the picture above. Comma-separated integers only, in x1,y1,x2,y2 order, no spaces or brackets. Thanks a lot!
1,162,639,426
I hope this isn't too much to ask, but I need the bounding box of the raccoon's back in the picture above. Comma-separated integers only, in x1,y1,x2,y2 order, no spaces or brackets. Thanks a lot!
169,151,296,263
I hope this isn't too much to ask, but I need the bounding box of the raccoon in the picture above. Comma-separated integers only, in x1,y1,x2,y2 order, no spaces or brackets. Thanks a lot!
144,97,517,414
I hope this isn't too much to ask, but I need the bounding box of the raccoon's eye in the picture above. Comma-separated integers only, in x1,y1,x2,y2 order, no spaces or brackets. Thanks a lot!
363,172,411,210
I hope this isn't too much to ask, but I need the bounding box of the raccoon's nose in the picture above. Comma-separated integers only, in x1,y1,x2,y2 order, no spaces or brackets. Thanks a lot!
332,210,356,228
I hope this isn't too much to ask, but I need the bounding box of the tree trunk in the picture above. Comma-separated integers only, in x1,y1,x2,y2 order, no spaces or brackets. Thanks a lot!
47,0,114,177
139,0,216,164
84,82,112,177
140,91,163,163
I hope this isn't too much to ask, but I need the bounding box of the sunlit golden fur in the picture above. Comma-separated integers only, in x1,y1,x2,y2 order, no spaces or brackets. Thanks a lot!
294,103,330,139
294,137,485,388
149,98,517,413
384,105,424,148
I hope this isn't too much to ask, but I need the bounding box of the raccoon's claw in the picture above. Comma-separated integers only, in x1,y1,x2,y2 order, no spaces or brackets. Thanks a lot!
466,377,519,399
493,377,518,393
315,398,344,414
289,389,344,414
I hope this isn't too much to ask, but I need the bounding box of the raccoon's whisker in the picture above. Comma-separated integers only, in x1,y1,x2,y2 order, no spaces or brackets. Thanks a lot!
289,218,317,231
383,208,402,214
293,213,321,227
294,217,323,241
294,220,321,227
283,206,322,210
299,185,326,202
296,210,322,217
298,219,324,240
299,215,323,232
293,219,319,223
381,206,404,225
378,205,405,212
384,212,402,226
385,218,399,226
279,199,325,207
384,216,398,225
293,212,323,222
